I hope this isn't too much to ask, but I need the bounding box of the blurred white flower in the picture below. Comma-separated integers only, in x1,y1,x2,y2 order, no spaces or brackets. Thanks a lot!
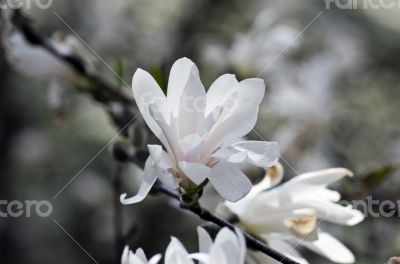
1,9,95,80
203,9,299,75
121,57,279,203
1,9,97,114
1,11,74,81
122,247,162,264
225,165,364,264
263,18,365,170
122,227,246,264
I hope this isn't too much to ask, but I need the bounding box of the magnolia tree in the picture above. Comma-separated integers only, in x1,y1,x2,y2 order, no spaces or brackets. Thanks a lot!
2,7,395,264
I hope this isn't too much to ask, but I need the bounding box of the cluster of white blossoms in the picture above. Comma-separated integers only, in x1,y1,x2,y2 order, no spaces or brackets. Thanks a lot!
0,8,367,264
121,227,245,264
123,58,364,263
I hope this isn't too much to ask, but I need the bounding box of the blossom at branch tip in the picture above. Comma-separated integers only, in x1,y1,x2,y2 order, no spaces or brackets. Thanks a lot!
121,57,280,203
224,164,364,264
122,227,246,264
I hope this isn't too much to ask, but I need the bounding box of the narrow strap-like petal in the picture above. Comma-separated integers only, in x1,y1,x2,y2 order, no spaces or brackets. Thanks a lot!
301,231,355,264
132,69,169,146
120,157,158,204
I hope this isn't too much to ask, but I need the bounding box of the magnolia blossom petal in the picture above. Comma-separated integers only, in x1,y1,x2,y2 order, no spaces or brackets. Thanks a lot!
149,102,181,157
208,160,252,202
179,161,210,185
205,74,239,116
212,148,247,163
148,256,163,264
197,227,213,264
274,183,342,204
213,141,279,168
146,145,178,189
164,237,195,264
179,133,205,161
288,168,353,188
147,145,173,170
121,246,162,264
210,228,239,264
197,227,213,254
295,200,364,226
236,228,246,264
120,157,158,204
122,252,143,264
121,246,132,264
231,141,280,167
134,248,148,263
200,106,224,136
259,163,285,191
167,57,206,137
242,209,317,235
243,194,364,227
132,69,168,144
189,253,210,263
205,79,265,155
167,58,200,115
266,238,310,264
310,188,341,202
224,163,284,216
302,232,355,263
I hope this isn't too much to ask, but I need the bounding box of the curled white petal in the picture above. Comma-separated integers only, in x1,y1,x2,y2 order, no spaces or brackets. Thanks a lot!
120,157,158,205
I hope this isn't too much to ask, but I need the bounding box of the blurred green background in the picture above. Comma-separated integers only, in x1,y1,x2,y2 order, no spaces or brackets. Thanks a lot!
1,0,400,263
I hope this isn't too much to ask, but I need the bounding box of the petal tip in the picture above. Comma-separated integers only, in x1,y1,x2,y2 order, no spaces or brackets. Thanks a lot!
339,168,354,177
120,193,128,204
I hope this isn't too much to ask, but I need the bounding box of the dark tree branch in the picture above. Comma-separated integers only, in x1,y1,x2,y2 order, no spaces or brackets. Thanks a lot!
10,10,134,105
3,9,137,135
152,183,300,264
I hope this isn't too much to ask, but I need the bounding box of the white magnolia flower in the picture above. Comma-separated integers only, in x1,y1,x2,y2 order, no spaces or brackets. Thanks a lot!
121,57,279,203
225,165,364,264
202,9,299,76
121,247,162,264
122,227,246,264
